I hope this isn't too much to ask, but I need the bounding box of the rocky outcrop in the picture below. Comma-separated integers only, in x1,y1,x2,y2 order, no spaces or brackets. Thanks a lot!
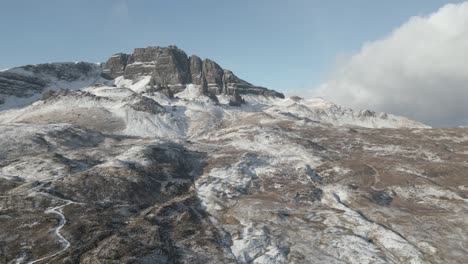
101,53,130,79
202,59,224,94
189,55,203,86
124,46,191,85
102,45,285,100
221,69,284,98
0,46,284,111
228,90,245,106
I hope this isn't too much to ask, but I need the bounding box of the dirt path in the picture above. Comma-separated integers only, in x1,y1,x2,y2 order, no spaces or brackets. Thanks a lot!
27,201,72,264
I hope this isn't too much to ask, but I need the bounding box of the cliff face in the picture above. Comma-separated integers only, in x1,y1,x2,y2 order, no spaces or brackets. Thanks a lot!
102,45,285,98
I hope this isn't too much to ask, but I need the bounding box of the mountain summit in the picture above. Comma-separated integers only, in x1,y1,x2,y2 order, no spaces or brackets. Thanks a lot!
102,45,284,99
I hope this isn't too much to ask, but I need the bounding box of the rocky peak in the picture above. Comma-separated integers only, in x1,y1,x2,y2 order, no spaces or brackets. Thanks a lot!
102,45,285,100
101,53,130,79
125,46,191,86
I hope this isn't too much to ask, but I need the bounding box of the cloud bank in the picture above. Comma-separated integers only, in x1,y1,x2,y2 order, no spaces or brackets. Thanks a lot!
313,2,468,126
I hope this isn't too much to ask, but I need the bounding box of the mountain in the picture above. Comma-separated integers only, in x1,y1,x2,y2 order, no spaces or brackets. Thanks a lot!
0,45,426,129
0,46,466,264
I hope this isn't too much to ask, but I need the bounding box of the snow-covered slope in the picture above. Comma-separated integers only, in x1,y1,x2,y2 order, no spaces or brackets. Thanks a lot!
0,62,109,111
0,45,428,130
0,83,428,149
6,49,462,264
261,96,429,128
0,84,463,263
0,87,186,138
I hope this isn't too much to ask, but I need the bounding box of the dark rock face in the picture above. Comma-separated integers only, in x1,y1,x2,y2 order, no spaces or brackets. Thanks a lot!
189,55,203,85
223,68,285,98
102,53,130,79
228,90,245,106
102,45,285,99
371,191,393,206
125,46,191,85
305,165,322,182
124,95,166,114
0,72,47,98
202,59,224,94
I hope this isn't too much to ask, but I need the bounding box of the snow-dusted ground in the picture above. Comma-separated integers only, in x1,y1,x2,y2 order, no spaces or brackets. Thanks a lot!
0,62,110,111
27,201,73,264
1,77,466,263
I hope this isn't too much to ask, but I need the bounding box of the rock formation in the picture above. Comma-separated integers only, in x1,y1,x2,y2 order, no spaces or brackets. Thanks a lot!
102,45,285,101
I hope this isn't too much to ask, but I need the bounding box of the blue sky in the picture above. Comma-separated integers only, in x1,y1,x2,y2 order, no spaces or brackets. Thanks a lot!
0,0,464,93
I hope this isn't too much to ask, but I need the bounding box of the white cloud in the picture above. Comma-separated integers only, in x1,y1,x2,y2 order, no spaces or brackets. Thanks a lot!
313,2,468,126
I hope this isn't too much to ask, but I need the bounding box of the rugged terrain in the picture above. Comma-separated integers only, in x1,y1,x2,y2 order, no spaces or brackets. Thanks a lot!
0,46,466,264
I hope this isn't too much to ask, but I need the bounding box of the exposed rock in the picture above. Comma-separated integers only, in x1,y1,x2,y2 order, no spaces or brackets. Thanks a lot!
0,62,104,110
305,165,322,182
21,62,101,82
0,72,47,97
0,46,285,112
41,89,58,101
222,70,284,98
371,191,393,206
124,95,166,114
124,46,191,85
228,90,245,106
290,96,303,102
207,92,219,104
102,53,130,79
152,85,174,99
39,89,101,103
202,59,224,95
0,62,101,97
189,55,203,85
102,45,285,99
